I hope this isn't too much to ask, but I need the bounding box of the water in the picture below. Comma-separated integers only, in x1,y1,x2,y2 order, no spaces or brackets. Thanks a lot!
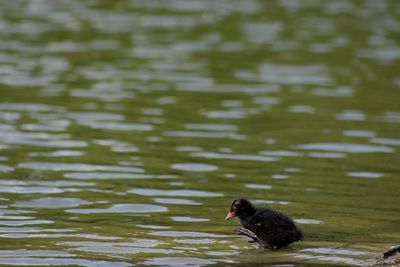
0,0,399,266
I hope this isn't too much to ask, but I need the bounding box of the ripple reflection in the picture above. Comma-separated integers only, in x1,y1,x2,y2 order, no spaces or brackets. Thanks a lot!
171,163,218,172
142,257,216,266
66,204,168,214
293,143,394,153
12,197,90,209
129,189,223,197
153,198,201,205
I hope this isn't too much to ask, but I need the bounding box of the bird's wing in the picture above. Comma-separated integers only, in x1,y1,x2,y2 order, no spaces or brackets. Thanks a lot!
253,213,265,228
253,209,280,229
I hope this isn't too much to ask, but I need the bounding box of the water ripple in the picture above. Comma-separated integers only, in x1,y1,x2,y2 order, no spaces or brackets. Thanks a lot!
370,137,400,146
129,189,223,197
0,130,87,148
149,231,226,238
18,162,144,172
28,150,85,157
185,123,238,131
153,198,201,206
66,203,168,214
171,163,218,172
347,172,384,179
0,220,53,226
164,131,246,140
12,197,90,209
0,103,65,112
293,143,394,153
79,121,153,131
295,219,322,225
245,184,272,190
0,227,76,233
191,152,278,162
0,186,68,194
0,165,14,172
0,257,129,267
142,257,217,266
171,216,209,222
64,172,175,180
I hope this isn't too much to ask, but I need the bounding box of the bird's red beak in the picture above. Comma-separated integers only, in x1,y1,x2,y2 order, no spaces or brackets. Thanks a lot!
225,211,236,220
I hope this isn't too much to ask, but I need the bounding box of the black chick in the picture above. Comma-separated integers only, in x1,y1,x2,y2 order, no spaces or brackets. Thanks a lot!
225,198,303,249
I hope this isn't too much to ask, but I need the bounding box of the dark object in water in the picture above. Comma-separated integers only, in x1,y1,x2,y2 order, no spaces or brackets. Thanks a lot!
369,245,400,266
225,198,303,249
383,245,400,259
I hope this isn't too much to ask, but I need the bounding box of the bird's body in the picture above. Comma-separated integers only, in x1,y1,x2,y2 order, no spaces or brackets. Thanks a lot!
226,199,303,249
239,206,303,249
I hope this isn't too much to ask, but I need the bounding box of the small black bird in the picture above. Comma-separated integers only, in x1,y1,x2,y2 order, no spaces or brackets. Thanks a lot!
225,198,303,249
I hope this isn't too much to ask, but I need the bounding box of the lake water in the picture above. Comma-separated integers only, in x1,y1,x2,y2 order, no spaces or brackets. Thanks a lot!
0,0,399,266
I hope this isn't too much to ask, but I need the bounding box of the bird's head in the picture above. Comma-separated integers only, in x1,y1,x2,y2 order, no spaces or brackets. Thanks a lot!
225,198,255,220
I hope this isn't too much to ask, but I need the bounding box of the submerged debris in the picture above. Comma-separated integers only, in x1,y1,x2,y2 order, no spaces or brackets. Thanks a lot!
369,245,400,266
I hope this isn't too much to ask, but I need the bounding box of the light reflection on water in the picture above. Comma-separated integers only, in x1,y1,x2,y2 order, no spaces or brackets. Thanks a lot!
18,162,144,172
153,198,202,206
293,143,394,153
66,204,168,214
0,0,399,266
171,216,209,222
191,152,279,162
142,257,218,267
347,172,384,179
12,197,91,209
129,189,223,197
0,257,129,267
64,172,176,180
171,163,218,172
